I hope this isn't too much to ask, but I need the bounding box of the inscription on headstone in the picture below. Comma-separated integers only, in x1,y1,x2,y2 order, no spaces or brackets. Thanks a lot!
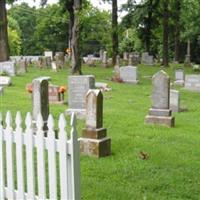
184,75,200,91
0,61,16,76
119,66,138,84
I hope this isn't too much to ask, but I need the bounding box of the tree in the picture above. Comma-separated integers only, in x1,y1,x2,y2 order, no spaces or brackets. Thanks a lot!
112,0,118,65
162,0,169,67
0,0,9,61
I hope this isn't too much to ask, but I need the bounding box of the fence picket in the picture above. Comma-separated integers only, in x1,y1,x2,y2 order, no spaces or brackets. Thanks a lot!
5,111,15,199
70,113,81,200
58,113,69,199
15,112,25,199
25,112,35,199
0,113,5,199
36,113,46,199
47,114,57,199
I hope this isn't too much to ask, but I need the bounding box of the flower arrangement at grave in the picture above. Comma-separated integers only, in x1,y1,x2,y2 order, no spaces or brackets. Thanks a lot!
26,84,33,93
58,86,67,101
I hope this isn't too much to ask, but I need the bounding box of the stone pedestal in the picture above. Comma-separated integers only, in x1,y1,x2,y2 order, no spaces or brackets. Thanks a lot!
80,89,111,157
145,108,175,127
79,137,111,158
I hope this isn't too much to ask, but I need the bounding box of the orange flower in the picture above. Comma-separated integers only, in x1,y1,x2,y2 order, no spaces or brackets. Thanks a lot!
59,86,67,93
26,84,33,93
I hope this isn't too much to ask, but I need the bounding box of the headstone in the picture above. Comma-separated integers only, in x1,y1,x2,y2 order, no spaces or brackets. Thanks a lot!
174,68,184,86
0,87,3,96
44,51,53,59
51,61,58,72
0,76,12,86
99,49,104,61
184,75,200,92
32,77,49,130
145,70,175,127
123,52,128,61
66,75,95,118
16,60,27,74
170,90,180,112
141,52,154,65
0,61,16,76
48,84,64,104
119,66,139,84
46,56,52,67
102,51,108,67
80,89,111,157
55,52,65,68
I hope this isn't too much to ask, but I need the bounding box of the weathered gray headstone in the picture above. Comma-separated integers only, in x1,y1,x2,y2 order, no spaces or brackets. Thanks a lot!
0,61,16,76
0,87,3,96
141,52,154,65
145,70,175,127
184,75,200,91
128,54,134,66
66,75,95,118
80,89,111,157
44,51,53,59
119,66,138,84
99,49,104,61
123,52,128,61
174,69,184,86
16,60,27,74
170,90,180,112
55,52,65,68
32,77,49,128
102,51,108,67
0,76,12,86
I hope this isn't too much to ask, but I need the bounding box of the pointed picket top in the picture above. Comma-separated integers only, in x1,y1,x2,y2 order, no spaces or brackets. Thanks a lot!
36,113,43,130
70,112,76,127
47,114,54,130
15,111,22,127
25,112,32,128
5,111,12,128
58,113,66,130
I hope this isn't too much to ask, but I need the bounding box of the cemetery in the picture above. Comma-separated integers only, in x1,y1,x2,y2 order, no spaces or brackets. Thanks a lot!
1,0,200,199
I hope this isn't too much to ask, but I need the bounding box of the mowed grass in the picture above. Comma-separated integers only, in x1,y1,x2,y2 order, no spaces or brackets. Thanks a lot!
1,64,200,199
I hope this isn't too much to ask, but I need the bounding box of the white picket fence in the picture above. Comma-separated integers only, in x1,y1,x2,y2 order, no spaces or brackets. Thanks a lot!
0,111,80,200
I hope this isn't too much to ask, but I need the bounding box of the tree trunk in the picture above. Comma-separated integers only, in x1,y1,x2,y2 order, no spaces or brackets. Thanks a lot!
71,0,82,74
67,1,74,59
146,0,153,53
112,0,118,66
174,0,181,62
0,0,9,62
162,0,169,67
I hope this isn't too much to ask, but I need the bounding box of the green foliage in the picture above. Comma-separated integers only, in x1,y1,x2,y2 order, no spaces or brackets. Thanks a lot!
81,3,112,56
7,16,22,55
119,28,142,53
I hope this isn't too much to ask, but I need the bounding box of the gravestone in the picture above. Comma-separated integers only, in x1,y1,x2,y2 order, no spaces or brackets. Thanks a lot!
48,84,64,104
0,61,16,76
44,51,53,59
174,68,184,86
0,87,3,96
32,77,49,130
80,89,111,157
46,57,52,67
170,90,180,112
0,76,12,86
55,52,65,68
119,66,139,84
145,70,175,127
51,61,58,72
16,60,27,74
66,75,95,118
99,49,104,61
102,51,108,67
141,52,154,65
123,52,128,61
184,75,200,91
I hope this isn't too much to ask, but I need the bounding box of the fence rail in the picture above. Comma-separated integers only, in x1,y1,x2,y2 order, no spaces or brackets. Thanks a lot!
0,111,80,200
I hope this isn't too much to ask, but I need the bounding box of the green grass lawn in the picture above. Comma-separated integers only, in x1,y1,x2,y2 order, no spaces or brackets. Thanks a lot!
1,64,200,199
